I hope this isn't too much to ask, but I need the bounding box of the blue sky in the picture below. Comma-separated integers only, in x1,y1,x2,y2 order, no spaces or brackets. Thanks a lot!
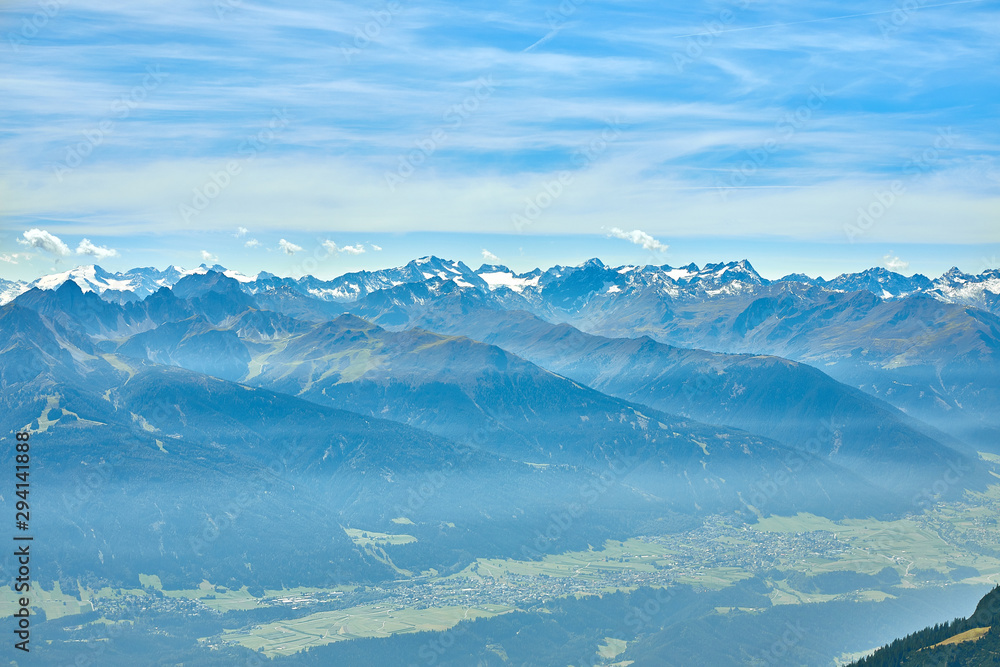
1,0,997,280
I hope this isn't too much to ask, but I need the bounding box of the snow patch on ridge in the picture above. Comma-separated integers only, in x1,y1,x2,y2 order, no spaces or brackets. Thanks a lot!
479,271,540,293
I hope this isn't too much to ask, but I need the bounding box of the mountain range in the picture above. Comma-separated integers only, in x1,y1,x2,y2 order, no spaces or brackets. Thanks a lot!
2,256,997,593
3,258,999,312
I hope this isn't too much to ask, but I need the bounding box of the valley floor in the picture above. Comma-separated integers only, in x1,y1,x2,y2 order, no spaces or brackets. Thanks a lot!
9,480,1000,662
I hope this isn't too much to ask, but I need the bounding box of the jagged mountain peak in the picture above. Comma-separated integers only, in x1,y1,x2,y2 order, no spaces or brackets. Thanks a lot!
704,258,762,277
579,258,608,270
171,269,245,300
779,272,820,284
408,255,465,271
824,267,932,298
7,257,1000,316
940,266,972,282
330,311,380,329
476,263,512,274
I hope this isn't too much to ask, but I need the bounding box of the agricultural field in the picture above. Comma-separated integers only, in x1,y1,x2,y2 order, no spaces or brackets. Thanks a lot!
453,537,674,581
343,527,418,547
0,581,92,621
220,603,512,657
9,486,1000,657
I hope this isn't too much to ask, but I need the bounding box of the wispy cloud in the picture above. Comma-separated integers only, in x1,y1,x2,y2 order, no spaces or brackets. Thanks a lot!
884,253,910,272
200,250,218,263
322,240,366,255
607,227,669,253
76,238,119,259
0,0,994,266
482,249,501,263
278,239,303,255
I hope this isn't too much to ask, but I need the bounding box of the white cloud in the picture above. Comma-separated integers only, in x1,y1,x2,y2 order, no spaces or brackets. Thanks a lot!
278,238,303,255
0,253,21,264
481,249,501,263
245,238,260,248
1,2,995,256
235,226,248,238
370,244,383,251
200,250,218,263
606,227,669,252
322,241,365,256
883,253,909,272
76,238,119,259
6,157,996,246
17,228,71,256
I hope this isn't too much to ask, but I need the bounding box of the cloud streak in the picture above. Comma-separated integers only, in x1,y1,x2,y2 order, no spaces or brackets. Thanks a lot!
0,0,994,268
607,227,669,253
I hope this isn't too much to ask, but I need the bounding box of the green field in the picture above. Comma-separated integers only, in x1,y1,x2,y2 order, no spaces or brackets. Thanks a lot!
220,603,512,657
8,486,1000,658
0,578,361,619
0,581,92,621
453,537,683,581
598,636,628,659
343,527,418,547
